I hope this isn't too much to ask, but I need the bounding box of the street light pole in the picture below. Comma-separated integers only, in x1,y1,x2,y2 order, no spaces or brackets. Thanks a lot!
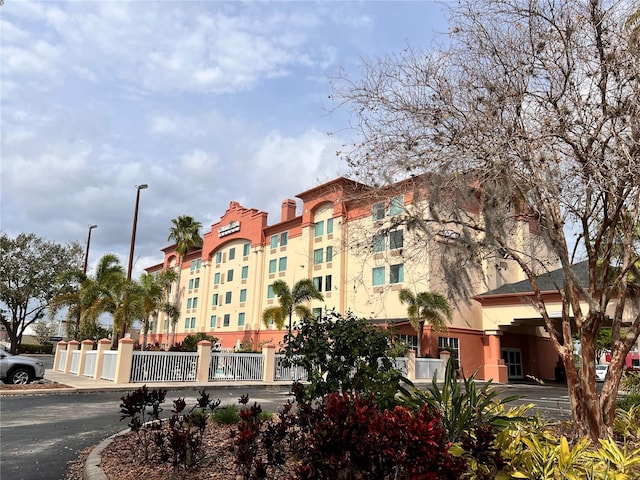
121,184,148,340
83,224,98,274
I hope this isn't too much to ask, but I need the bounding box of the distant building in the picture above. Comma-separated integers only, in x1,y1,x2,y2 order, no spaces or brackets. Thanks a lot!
145,176,561,382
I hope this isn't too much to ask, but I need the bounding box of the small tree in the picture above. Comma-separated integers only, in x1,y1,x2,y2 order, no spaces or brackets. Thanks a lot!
264,279,324,338
333,0,640,441
0,233,83,353
32,321,54,346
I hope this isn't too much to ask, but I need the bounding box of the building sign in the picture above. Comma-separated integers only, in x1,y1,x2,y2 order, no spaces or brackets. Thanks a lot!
218,221,240,237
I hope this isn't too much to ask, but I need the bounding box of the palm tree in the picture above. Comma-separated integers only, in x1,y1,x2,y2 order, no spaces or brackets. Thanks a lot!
261,306,286,330
138,269,178,349
163,302,181,348
167,216,203,341
49,268,88,340
398,289,452,357
263,279,324,337
78,253,142,346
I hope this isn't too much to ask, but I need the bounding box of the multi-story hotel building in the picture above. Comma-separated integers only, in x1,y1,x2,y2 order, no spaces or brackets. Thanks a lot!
145,176,562,382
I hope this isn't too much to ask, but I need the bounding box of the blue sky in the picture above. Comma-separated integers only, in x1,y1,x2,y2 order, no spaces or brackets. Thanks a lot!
1,0,450,278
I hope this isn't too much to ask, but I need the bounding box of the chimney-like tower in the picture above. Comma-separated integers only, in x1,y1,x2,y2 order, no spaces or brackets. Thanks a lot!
281,199,297,222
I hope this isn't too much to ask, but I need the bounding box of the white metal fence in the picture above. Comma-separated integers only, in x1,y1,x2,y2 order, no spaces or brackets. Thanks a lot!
69,350,81,374
416,358,444,380
130,351,199,383
83,351,97,377
101,351,118,381
57,350,67,371
209,353,263,381
274,354,308,381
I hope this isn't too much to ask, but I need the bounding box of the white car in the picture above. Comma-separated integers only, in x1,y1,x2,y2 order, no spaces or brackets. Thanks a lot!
595,364,608,382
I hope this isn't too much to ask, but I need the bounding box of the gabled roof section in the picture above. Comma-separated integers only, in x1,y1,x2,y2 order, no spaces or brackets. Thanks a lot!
478,261,589,297
295,177,370,202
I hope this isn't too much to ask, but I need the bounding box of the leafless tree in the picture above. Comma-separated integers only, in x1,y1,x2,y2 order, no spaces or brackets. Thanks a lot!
332,0,640,441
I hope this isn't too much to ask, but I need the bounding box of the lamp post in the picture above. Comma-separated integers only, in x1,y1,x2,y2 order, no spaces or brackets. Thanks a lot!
121,184,148,340
83,224,98,274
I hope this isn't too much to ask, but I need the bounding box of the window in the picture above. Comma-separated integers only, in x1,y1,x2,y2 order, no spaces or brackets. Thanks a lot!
325,246,333,263
241,265,248,279
390,264,404,284
214,272,221,285
184,317,190,328
389,230,404,250
193,277,200,289
238,312,245,327
389,195,404,216
239,289,247,302
372,202,385,221
270,234,278,249
243,242,251,257
186,298,193,309
313,307,322,319
373,234,386,253
397,334,418,350
269,259,277,274
190,260,196,271
313,248,324,265
314,221,324,237
225,291,232,304
327,218,334,234
188,278,194,290
372,266,385,286
212,293,219,306
229,247,235,260
267,285,275,299
210,315,217,328
278,257,287,271
227,269,234,282
164,319,169,330
280,232,288,246
190,317,196,329
223,314,230,327
325,275,332,291
216,252,222,264
438,337,460,358
196,259,201,269
313,276,322,292
192,297,198,309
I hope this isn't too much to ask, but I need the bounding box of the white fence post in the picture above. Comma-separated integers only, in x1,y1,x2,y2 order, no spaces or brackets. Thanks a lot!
196,341,212,382
93,338,111,380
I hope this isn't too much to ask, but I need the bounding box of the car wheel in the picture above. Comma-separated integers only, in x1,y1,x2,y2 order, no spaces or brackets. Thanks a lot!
9,368,32,385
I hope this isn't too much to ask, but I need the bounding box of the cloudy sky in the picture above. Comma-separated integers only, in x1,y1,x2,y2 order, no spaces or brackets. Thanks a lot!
1,0,449,278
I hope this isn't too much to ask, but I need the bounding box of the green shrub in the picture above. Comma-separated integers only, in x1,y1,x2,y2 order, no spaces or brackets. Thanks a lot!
213,404,241,424
19,343,54,354
181,333,218,352
283,309,411,409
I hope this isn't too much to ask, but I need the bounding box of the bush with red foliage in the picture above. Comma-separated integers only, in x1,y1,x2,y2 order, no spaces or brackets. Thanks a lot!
292,392,465,480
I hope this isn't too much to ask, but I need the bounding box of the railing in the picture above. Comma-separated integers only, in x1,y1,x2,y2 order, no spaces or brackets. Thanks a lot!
69,350,81,374
130,351,199,383
101,351,118,381
83,351,97,377
274,354,308,381
57,350,67,371
391,357,408,375
415,358,444,380
209,353,264,382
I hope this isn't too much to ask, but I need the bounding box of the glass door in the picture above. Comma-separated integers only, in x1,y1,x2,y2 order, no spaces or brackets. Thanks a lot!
501,348,523,380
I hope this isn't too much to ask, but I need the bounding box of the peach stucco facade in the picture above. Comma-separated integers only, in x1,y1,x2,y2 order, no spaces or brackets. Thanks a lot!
144,177,562,383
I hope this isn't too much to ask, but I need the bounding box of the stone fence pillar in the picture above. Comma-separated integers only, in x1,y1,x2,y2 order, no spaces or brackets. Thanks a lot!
196,341,212,382
93,339,112,380
405,349,416,382
114,338,135,384
76,340,94,377
54,341,67,371
64,340,79,373
262,344,276,384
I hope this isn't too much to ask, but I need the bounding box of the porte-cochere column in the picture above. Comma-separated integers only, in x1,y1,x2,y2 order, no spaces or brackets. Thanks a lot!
483,330,508,383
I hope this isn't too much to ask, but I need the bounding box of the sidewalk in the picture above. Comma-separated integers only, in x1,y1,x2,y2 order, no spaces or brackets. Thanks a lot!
0,369,288,396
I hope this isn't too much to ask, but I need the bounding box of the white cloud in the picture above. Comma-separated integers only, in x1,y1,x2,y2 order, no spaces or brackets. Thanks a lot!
181,149,219,176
